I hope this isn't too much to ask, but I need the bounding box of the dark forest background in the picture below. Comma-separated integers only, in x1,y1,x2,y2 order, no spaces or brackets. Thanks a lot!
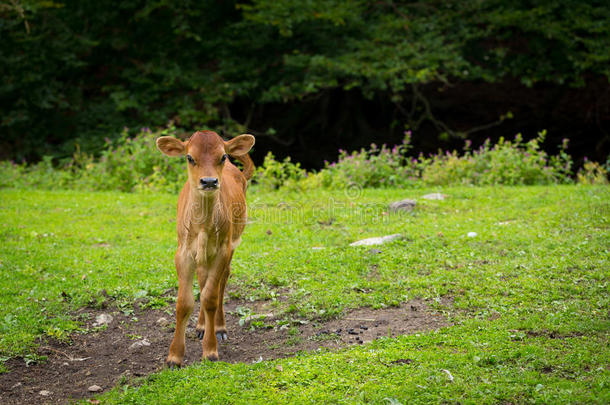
1,0,609,169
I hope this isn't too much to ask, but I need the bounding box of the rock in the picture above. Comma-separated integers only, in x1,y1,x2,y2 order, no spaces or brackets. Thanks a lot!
93,313,113,327
388,199,417,212
422,193,446,200
88,385,103,392
129,339,151,350
156,317,169,327
39,390,52,396
467,232,477,238
350,234,402,246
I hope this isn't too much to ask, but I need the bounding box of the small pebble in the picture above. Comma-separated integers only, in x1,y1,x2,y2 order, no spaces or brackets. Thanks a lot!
88,385,103,392
39,390,52,396
467,232,477,238
129,338,151,350
93,313,113,327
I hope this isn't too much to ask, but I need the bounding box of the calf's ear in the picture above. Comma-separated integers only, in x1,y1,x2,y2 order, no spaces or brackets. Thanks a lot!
156,136,186,156
225,134,255,156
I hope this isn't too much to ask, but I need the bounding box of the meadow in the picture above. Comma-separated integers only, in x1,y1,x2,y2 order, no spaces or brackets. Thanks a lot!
0,184,608,403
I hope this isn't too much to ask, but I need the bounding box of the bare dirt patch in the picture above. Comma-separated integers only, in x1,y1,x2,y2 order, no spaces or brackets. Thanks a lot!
0,299,449,404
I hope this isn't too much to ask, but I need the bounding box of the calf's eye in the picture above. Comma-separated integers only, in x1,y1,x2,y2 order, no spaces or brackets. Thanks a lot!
220,154,227,164
186,155,195,165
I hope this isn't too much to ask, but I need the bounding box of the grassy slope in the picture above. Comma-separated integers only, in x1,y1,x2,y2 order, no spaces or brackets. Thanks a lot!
0,186,608,403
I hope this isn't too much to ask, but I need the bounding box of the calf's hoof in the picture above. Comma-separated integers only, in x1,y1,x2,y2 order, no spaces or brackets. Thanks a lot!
216,331,228,342
204,353,219,362
196,327,205,340
166,359,182,370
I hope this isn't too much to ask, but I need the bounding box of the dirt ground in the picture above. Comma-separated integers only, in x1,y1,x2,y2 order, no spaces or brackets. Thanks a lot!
0,298,449,404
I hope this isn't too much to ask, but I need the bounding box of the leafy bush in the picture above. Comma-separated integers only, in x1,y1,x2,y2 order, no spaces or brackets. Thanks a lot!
74,126,186,193
3,128,606,193
253,152,309,190
421,131,573,186
1,126,187,193
577,160,609,185
320,132,419,189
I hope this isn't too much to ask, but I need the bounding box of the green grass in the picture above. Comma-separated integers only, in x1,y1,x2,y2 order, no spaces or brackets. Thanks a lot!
0,185,609,403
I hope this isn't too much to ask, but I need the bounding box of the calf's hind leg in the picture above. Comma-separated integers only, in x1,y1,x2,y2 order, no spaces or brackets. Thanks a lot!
214,250,233,341
195,251,232,342
200,276,220,361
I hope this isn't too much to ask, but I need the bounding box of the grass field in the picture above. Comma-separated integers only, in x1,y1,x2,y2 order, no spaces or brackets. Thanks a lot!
0,185,608,403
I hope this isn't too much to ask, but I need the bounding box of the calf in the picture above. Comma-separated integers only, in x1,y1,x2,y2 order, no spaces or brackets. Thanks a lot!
156,130,255,367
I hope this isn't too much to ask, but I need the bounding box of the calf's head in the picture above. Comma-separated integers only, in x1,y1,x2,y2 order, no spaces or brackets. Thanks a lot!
156,131,255,194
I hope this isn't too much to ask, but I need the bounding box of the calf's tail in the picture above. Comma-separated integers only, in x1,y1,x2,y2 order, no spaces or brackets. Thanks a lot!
234,153,255,180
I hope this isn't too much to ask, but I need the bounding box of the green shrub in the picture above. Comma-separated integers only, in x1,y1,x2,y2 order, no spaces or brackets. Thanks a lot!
2,128,603,193
321,131,419,189
0,126,187,193
253,152,308,191
421,131,573,186
577,160,609,185
75,126,186,193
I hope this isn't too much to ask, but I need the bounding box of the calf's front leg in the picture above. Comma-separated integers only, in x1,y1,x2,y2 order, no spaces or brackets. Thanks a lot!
166,254,194,368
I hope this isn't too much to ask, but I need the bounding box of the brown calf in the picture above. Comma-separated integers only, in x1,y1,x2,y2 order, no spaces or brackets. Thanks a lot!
156,130,255,367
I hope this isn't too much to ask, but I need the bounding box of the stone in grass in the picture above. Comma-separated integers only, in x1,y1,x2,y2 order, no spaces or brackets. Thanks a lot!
388,199,417,213
88,385,103,392
422,193,446,200
350,234,402,247
93,314,113,327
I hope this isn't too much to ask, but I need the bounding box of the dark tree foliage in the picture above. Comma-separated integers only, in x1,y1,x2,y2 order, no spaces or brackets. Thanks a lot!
1,0,609,162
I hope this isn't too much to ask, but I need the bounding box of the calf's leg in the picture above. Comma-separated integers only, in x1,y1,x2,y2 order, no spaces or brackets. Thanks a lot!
166,254,194,368
200,276,220,361
214,251,233,341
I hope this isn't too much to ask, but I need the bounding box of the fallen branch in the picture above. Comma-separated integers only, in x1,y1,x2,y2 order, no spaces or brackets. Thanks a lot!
40,346,91,362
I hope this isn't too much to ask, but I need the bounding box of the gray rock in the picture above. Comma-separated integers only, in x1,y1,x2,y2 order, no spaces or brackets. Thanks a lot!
88,385,103,392
422,193,446,200
350,234,402,247
388,199,417,212
129,338,151,350
156,317,169,327
39,390,52,396
93,313,113,327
